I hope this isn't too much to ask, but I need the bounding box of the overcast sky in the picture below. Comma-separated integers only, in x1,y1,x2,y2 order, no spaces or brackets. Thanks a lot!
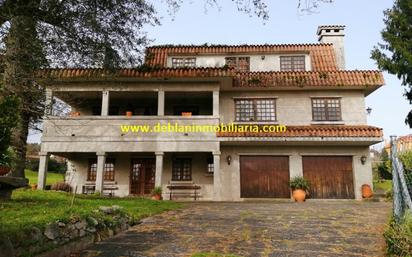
28,0,411,146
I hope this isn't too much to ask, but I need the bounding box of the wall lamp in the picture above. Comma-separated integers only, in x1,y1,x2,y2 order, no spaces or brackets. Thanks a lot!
366,107,372,115
226,155,232,165
360,155,367,165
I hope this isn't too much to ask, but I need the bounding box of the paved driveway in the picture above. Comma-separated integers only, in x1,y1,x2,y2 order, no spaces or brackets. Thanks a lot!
80,201,391,257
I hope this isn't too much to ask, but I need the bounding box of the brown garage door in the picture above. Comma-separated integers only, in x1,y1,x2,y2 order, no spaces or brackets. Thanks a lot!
240,156,290,198
303,156,354,199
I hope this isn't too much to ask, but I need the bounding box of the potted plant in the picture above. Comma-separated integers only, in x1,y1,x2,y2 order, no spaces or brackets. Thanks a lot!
290,176,310,202
151,186,162,200
126,111,133,117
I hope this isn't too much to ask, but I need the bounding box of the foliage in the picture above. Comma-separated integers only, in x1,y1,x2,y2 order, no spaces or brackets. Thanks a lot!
26,158,67,173
377,149,393,180
50,182,72,192
0,190,181,239
384,213,412,257
374,179,393,192
25,169,64,186
0,94,19,166
290,176,311,191
151,186,162,195
371,0,412,127
399,150,412,171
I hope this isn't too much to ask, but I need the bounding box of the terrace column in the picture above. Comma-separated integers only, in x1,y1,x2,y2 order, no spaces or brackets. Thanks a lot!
213,151,221,201
155,152,164,187
44,89,53,116
158,89,165,116
95,152,106,193
101,90,110,116
37,152,49,190
213,90,219,117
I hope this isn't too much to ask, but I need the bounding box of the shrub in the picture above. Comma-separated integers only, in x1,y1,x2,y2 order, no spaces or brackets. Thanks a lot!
399,150,412,171
290,176,310,191
151,186,162,195
50,182,71,192
384,213,412,256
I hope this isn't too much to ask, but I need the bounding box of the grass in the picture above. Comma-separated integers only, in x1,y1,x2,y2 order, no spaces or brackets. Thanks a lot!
373,179,392,192
384,213,412,256
0,190,181,237
25,169,64,186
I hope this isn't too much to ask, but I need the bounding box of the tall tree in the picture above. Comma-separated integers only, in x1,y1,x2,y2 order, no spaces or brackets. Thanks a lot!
371,0,412,127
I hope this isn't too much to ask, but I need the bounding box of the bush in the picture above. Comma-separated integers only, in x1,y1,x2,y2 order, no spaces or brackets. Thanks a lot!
290,176,310,191
384,213,412,256
50,182,71,192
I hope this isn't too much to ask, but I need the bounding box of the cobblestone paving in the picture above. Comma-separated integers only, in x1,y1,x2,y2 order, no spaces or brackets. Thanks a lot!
79,201,391,257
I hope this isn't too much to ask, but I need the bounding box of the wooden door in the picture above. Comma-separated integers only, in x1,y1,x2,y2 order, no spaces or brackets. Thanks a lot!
240,156,290,198
303,156,354,199
130,158,155,195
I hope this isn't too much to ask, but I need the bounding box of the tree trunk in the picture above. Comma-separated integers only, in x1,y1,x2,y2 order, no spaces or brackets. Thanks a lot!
3,7,44,177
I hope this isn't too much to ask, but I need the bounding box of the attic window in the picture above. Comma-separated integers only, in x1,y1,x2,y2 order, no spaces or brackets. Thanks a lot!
225,57,250,72
171,57,196,68
280,56,306,71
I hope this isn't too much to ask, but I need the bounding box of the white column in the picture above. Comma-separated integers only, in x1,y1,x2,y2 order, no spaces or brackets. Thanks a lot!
45,89,53,116
37,152,49,190
155,152,164,187
213,90,219,117
95,152,106,193
213,151,221,201
101,90,110,116
158,89,165,116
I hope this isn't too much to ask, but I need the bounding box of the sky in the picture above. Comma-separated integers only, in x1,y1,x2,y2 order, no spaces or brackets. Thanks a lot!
28,0,411,145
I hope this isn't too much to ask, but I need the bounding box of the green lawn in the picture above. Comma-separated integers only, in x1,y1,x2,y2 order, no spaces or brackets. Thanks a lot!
25,169,65,185
0,190,181,237
373,179,392,192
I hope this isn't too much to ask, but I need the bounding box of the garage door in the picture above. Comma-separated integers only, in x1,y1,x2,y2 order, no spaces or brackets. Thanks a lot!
240,156,290,198
303,156,354,199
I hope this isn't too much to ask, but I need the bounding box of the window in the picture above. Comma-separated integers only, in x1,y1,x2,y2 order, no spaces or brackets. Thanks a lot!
312,98,342,121
171,57,196,68
87,158,115,181
172,158,192,181
207,156,214,174
280,56,306,71
235,98,276,122
225,57,250,72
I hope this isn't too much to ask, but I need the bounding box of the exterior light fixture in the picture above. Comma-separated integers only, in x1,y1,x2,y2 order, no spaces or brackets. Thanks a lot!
261,56,265,60
360,155,367,165
226,155,232,165
366,107,372,115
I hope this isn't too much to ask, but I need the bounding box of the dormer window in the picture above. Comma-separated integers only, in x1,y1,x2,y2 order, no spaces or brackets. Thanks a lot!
171,57,196,68
225,57,250,72
280,56,306,71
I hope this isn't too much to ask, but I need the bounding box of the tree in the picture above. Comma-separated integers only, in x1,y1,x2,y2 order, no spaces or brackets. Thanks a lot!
0,0,331,178
371,0,412,127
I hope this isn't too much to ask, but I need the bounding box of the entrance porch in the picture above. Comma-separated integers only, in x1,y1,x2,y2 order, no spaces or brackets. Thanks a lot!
38,151,221,201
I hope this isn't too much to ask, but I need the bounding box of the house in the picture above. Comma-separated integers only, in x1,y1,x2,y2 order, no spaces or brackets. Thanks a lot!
384,134,412,155
37,25,384,200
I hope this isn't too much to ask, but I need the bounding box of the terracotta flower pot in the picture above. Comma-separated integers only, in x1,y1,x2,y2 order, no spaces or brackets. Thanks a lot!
361,184,373,199
31,184,38,190
292,189,306,202
181,112,192,117
126,111,133,117
0,166,11,176
151,194,162,200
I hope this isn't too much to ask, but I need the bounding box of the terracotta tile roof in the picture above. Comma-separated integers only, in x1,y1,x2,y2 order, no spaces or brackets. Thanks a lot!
37,67,235,79
145,43,338,71
37,68,384,90
234,70,384,88
398,134,412,142
217,125,383,138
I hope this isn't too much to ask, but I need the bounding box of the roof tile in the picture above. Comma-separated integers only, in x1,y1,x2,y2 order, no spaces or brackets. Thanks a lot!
217,125,383,138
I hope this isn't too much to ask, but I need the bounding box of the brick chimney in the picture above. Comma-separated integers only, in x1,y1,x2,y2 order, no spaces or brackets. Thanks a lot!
317,25,345,70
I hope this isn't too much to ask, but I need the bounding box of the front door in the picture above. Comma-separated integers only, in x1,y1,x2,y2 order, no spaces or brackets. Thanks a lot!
130,158,155,195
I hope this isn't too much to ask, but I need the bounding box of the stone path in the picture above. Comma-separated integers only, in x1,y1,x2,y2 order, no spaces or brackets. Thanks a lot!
79,201,391,257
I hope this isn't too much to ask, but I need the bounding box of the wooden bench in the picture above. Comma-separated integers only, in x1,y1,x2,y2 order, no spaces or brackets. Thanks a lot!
82,182,119,197
167,183,201,200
